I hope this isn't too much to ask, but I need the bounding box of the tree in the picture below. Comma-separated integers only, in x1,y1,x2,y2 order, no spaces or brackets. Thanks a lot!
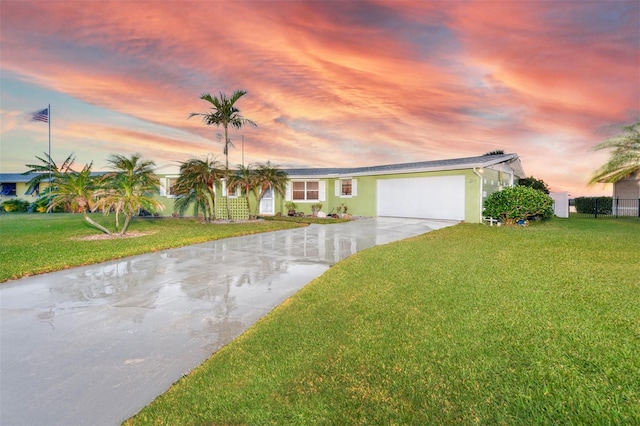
518,176,550,194
253,162,288,216
189,90,257,220
173,157,223,221
24,152,76,200
47,162,112,234
483,150,505,156
228,164,257,217
94,154,163,234
590,120,640,184
484,185,554,224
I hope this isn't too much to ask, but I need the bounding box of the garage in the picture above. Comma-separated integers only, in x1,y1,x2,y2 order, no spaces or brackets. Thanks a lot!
377,175,466,220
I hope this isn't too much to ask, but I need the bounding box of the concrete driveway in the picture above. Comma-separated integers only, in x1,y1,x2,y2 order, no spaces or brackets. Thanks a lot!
0,217,456,425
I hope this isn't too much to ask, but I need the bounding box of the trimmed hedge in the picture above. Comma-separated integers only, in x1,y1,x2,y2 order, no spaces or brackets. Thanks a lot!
573,197,612,214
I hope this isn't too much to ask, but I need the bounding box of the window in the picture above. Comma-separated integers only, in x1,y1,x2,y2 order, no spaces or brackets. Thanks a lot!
292,181,322,201
227,184,241,198
160,177,179,197
334,178,357,198
167,177,179,196
0,183,16,196
341,179,352,196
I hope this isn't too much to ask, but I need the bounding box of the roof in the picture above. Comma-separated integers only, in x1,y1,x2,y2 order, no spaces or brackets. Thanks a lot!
0,154,526,182
284,154,526,178
0,172,107,183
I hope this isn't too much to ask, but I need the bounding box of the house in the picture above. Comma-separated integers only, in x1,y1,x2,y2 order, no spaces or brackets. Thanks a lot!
1,153,525,222
156,153,525,223
0,173,42,200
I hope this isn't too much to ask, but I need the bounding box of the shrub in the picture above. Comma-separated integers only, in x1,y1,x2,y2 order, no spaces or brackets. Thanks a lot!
484,186,554,224
518,176,550,194
1,198,30,212
29,197,65,213
573,196,612,215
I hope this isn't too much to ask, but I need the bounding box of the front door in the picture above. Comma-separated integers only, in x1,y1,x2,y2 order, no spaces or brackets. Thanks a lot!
259,186,275,215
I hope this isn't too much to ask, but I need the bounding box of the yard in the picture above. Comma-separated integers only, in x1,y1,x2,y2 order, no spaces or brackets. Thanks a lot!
2,214,638,423
123,218,640,424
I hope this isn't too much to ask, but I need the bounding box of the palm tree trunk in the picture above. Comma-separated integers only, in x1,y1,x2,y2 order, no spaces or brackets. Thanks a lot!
82,211,111,235
224,126,232,221
120,214,132,235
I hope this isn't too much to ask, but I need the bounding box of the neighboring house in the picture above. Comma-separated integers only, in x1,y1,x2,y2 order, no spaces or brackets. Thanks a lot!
156,153,525,223
2,153,525,223
612,172,640,216
0,173,43,200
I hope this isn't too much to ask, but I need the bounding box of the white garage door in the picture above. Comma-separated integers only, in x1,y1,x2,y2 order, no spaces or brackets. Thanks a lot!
377,175,465,220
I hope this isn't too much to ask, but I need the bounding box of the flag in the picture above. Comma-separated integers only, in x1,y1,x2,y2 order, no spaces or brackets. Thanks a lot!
31,108,49,123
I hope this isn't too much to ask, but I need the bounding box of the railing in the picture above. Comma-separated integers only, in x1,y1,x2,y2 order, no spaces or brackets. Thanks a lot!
570,198,640,219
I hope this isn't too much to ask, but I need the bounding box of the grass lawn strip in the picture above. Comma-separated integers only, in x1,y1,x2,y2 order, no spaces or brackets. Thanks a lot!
126,219,640,424
0,214,306,282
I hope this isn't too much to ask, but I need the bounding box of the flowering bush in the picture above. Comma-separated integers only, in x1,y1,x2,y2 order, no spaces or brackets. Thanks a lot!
483,186,554,224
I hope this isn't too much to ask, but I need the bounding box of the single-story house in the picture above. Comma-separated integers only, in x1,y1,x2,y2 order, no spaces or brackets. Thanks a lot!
158,153,525,223
0,173,42,199
1,153,525,222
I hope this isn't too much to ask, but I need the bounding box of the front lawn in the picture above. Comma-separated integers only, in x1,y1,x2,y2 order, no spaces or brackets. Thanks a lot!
0,213,305,282
126,218,640,425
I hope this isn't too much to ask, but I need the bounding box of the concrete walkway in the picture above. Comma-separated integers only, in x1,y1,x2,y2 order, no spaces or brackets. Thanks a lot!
0,217,456,425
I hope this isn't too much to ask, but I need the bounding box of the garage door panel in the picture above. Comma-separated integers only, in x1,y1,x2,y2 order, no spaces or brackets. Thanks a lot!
377,175,465,220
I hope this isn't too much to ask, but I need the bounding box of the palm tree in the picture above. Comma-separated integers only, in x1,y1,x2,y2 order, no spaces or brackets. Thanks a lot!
23,152,76,200
173,157,223,221
228,164,257,217
189,90,257,220
47,162,112,235
590,120,640,184
253,162,288,216
94,154,163,234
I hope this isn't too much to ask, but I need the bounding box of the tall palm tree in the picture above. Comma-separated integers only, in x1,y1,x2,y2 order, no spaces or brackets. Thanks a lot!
253,162,288,216
228,164,257,217
173,157,223,221
94,154,163,234
47,162,112,235
590,120,640,184
189,90,257,220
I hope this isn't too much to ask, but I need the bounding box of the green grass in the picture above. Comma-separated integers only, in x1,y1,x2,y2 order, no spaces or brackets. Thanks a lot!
0,213,305,282
126,218,640,425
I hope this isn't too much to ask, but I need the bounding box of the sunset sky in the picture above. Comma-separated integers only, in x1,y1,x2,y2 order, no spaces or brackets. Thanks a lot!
1,0,638,196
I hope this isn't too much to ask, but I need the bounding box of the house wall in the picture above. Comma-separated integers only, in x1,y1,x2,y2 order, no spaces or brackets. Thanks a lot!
0,181,46,210
613,173,640,199
151,163,518,222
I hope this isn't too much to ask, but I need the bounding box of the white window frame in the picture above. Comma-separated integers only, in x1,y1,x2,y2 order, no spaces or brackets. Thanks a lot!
287,180,326,202
160,176,180,198
335,178,357,198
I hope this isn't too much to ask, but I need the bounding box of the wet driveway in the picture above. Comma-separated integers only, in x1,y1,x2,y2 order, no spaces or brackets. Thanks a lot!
0,217,456,425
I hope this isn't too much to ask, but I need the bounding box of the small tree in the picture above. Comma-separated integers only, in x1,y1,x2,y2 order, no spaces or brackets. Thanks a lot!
518,176,550,194
94,154,164,234
228,164,257,217
47,163,112,235
484,186,554,224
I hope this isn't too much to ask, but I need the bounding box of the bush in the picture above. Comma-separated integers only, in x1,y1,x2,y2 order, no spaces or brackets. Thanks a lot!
484,186,554,224
1,198,30,212
573,197,612,215
29,197,65,213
